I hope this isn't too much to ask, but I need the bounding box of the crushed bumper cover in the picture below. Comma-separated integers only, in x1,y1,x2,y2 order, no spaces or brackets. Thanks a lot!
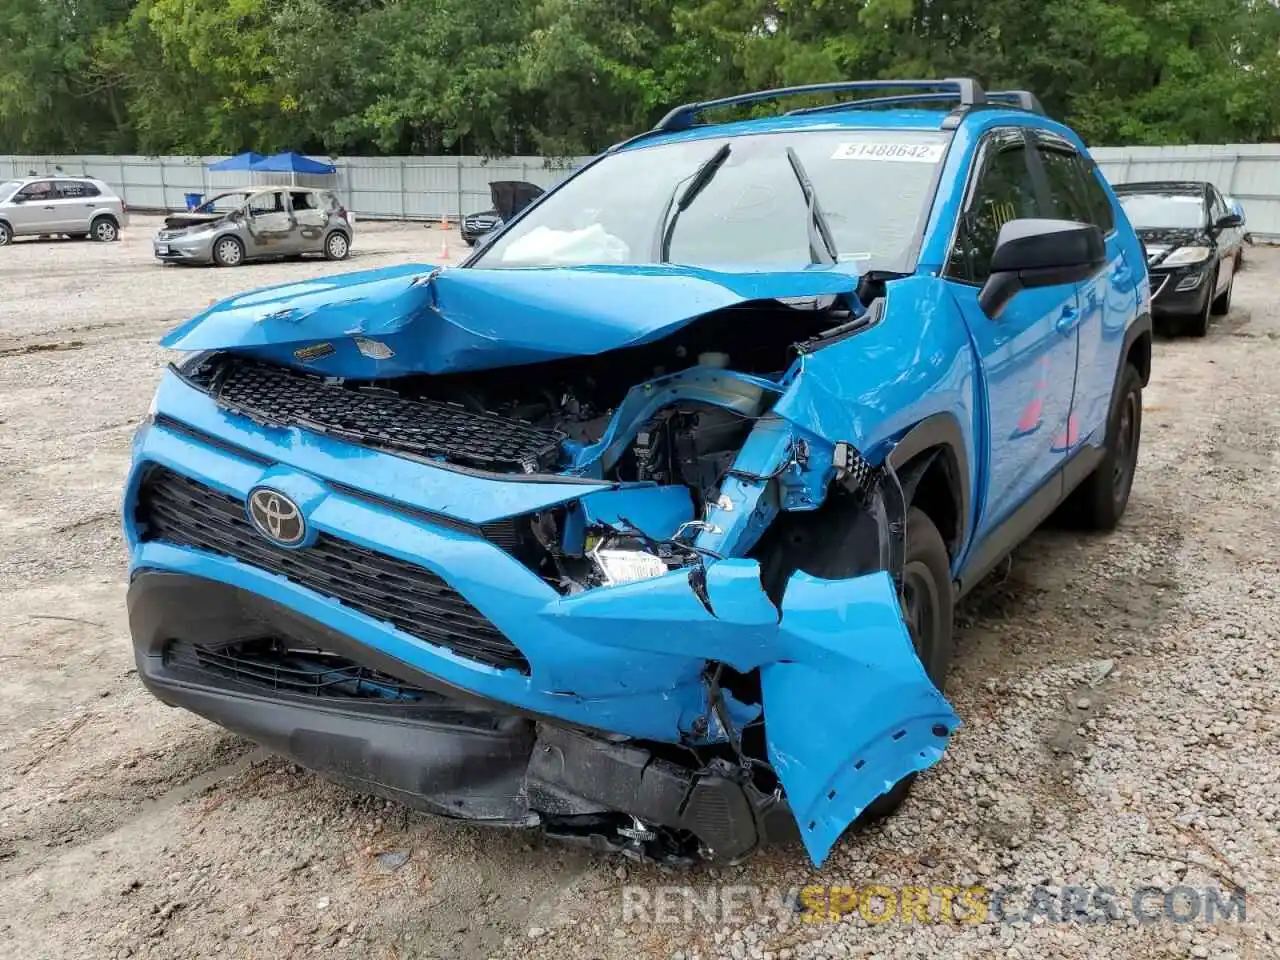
129,572,793,861
130,553,957,865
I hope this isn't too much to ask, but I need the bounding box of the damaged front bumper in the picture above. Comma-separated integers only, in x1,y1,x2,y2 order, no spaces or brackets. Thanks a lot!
128,560,954,866
126,346,959,866
130,573,797,862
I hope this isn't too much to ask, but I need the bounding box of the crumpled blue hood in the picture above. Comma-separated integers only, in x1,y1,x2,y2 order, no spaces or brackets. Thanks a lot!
160,262,860,375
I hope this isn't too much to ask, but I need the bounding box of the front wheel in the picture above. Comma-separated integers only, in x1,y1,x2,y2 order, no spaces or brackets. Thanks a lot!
1211,271,1233,316
1183,271,1215,337
0,222,11,246
212,235,245,267
856,507,954,823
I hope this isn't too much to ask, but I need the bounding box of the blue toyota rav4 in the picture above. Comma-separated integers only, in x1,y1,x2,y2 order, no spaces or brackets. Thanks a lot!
124,79,1152,867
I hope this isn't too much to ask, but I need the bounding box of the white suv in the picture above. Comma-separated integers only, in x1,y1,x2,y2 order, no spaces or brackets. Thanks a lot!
0,176,128,246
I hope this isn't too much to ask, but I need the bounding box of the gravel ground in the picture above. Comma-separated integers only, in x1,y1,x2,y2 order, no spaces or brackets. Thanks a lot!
0,219,1276,960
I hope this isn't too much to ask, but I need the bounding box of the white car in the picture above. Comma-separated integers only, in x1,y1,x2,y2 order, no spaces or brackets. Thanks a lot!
0,176,128,246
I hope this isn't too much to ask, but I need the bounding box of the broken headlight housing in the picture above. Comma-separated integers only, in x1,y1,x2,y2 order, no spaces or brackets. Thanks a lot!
587,535,672,586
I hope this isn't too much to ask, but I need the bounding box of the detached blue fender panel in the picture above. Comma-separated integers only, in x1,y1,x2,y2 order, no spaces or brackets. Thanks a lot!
541,562,960,866
761,572,958,866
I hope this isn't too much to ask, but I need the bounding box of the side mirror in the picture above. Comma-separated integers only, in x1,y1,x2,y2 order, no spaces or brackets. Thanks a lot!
1213,213,1243,231
10,195,25,204
979,219,1106,319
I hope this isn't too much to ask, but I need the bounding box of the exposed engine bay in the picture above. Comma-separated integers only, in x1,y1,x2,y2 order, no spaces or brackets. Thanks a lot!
183,297,879,596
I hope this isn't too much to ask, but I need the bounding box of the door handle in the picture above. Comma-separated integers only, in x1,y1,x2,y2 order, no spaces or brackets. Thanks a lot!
1055,306,1078,336
42,205,55,210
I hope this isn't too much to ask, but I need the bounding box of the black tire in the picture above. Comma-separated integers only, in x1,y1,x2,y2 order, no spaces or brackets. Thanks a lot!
1064,363,1143,532
90,216,119,242
323,231,350,261
212,235,245,267
0,221,10,246
1183,271,1214,337
1211,271,1232,316
72,232,90,240
856,507,954,822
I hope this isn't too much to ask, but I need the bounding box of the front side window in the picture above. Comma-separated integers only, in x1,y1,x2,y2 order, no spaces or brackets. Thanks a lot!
289,191,315,211
16,180,54,201
1116,192,1207,231
472,129,950,274
198,192,251,214
1209,190,1227,224
948,134,1042,283
248,191,285,216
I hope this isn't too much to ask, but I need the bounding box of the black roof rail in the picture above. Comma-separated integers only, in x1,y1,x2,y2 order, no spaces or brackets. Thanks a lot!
653,78,986,132
789,88,1044,120
939,89,1046,129
988,90,1045,114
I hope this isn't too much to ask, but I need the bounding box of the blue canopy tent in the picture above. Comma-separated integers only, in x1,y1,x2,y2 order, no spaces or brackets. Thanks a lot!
206,151,265,171
252,152,337,175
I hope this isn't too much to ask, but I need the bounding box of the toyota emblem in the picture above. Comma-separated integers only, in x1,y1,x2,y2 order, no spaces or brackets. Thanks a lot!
247,488,305,546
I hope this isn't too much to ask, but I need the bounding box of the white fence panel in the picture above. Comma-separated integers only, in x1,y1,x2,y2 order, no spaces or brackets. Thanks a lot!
3,145,1277,237
0,153,587,221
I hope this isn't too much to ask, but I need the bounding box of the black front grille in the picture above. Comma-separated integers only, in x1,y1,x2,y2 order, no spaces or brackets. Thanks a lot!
136,466,529,672
197,357,564,474
168,637,436,701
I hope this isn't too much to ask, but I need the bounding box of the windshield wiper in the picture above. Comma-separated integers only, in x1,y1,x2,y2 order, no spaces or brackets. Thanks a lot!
784,146,839,266
652,142,732,263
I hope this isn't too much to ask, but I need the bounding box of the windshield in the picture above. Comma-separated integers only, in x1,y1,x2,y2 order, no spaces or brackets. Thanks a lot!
0,180,19,201
197,191,251,214
473,130,949,273
1116,192,1206,231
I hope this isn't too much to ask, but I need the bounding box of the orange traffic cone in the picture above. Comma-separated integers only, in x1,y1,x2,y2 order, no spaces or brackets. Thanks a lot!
439,235,450,261
439,214,449,230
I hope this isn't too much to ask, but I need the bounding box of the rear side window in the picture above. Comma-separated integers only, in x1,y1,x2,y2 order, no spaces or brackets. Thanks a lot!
948,133,1042,283
57,180,101,199
1037,146,1115,234
1038,150,1094,225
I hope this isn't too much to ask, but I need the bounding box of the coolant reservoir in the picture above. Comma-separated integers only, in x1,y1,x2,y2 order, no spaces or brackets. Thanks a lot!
698,351,730,369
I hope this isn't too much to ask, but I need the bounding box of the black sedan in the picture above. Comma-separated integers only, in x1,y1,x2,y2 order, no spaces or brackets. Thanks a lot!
1113,180,1243,337
460,180,545,247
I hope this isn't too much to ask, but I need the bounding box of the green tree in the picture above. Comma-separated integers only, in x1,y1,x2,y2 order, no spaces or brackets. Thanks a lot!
2,0,1278,155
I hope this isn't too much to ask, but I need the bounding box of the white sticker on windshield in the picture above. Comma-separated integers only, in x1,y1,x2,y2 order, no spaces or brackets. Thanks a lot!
830,142,945,163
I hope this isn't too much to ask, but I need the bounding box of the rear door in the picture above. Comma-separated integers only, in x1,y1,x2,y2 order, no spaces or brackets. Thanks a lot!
944,127,1080,543
1030,135,1134,454
289,190,327,252
54,180,101,233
